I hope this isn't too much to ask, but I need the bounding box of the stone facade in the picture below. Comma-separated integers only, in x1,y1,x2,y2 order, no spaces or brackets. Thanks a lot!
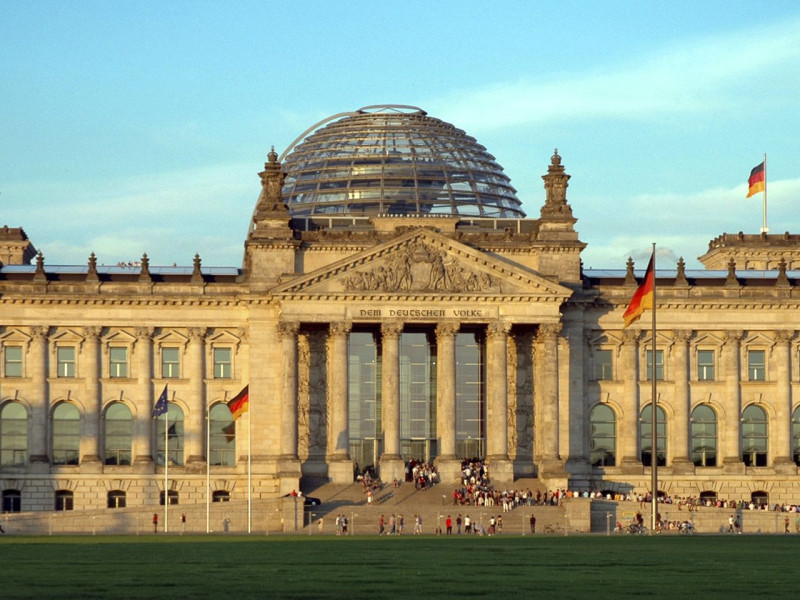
2,145,800,516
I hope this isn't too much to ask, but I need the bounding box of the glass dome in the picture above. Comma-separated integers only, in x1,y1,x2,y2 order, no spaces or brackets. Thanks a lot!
280,105,525,218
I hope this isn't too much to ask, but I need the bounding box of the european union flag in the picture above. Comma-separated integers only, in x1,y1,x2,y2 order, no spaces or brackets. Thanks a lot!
152,385,168,417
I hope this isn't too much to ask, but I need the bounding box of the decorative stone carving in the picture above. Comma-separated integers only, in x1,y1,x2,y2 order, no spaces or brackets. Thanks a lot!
278,321,300,339
513,331,535,458
673,330,693,344
535,322,562,342
30,326,49,341
380,321,403,338
135,327,154,341
188,327,207,342
487,321,512,339
723,330,744,346
773,330,794,344
435,321,460,339
621,329,640,345
328,321,352,337
83,326,102,342
343,239,502,293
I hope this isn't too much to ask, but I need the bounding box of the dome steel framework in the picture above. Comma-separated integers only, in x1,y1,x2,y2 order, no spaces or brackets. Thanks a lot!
280,105,525,218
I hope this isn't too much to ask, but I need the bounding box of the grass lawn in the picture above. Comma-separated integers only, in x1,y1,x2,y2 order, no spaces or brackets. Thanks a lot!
1,534,797,599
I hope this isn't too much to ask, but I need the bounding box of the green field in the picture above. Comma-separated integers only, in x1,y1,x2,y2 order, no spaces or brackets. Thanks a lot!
0,534,797,599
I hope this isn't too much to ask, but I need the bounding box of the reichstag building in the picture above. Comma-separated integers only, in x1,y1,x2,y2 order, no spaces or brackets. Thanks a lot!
2,105,799,513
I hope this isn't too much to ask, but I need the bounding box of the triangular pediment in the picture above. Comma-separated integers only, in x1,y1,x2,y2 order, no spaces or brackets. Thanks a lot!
272,229,572,300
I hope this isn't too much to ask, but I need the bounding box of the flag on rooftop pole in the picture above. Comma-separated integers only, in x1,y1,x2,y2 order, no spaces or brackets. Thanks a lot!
746,160,765,198
622,253,655,328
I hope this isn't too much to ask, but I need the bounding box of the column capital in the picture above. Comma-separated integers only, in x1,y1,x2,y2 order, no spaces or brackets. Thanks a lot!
486,321,512,339
278,321,300,338
672,329,693,344
535,322,562,342
773,330,795,344
188,327,207,342
29,325,49,342
723,330,744,346
435,321,460,340
380,321,404,339
135,326,155,341
621,329,640,345
329,321,352,337
83,326,102,342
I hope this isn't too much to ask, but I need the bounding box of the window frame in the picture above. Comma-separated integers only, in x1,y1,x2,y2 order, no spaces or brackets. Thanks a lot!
56,345,76,378
593,349,614,381
3,345,23,378
52,403,80,466
109,346,129,378
696,349,715,381
213,347,233,379
747,349,766,381
161,347,181,379
645,349,664,381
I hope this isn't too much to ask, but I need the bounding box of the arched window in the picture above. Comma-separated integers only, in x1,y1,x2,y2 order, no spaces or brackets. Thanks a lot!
691,405,717,467
209,403,236,466
640,404,667,467
589,404,616,466
212,490,230,502
104,403,132,465
2,489,22,512
699,491,718,507
156,405,184,466
792,406,800,466
0,402,27,466
751,491,769,507
107,490,126,509
159,490,179,506
742,405,768,466
52,403,80,465
55,490,74,511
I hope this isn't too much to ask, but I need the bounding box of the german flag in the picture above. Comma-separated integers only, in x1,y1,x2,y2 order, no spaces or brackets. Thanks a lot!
623,253,655,328
227,385,249,420
747,161,765,198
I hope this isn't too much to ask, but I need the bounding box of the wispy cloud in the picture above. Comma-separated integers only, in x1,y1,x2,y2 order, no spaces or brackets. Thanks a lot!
427,18,800,132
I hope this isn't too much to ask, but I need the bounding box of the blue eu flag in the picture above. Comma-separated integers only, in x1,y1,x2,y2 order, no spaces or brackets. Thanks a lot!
152,385,168,417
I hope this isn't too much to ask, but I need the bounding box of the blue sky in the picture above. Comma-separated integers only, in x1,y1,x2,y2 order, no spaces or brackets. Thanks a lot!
2,1,799,270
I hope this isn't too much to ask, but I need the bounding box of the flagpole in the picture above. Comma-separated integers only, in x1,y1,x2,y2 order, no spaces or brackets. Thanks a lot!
761,153,768,233
248,404,252,534
650,242,658,534
206,403,211,534
164,397,169,533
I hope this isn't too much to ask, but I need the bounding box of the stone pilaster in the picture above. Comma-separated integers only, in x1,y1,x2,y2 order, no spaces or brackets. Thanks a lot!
534,323,566,480
671,330,693,472
133,327,155,471
434,321,460,483
721,330,744,472
619,329,642,472
379,321,404,482
28,326,49,465
773,330,794,469
327,321,352,482
81,326,102,466
487,321,513,481
278,322,301,474
184,327,206,469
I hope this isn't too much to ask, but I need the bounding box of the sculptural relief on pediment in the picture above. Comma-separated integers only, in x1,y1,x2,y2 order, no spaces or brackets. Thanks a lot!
343,239,502,293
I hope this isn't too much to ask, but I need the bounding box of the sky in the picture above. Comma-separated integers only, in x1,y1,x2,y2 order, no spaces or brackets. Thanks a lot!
2,1,799,270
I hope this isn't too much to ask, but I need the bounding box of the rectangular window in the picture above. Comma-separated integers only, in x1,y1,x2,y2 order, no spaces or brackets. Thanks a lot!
57,346,76,378
697,350,715,381
646,349,664,381
594,349,613,380
109,347,128,378
3,346,23,377
748,350,766,381
213,348,232,379
162,347,180,378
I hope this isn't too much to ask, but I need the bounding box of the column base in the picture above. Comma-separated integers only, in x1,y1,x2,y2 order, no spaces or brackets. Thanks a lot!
486,456,514,483
773,456,797,474
80,455,103,474
327,458,355,483
433,455,461,485
722,458,745,475
133,456,156,474
378,456,406,484
185,456,206,473
670,457,695,475
619,457,644,475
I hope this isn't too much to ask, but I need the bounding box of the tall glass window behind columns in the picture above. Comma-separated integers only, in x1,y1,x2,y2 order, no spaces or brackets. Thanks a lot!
640,404,667,466
742,404,768,466
348,331,381,473
400,331,437,462
691,404,717,466
455,331,484,459
209,403,235,466
0,402,27,466
792,406,800,466
52,403,80,465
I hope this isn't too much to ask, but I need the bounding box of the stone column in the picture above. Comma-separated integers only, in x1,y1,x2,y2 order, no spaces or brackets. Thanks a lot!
487,321,513,481
278,321,300,462
327,321,352,482
379,321,404,482
721,330,744,471
28,326,49,465
671,330,693,471
619,329,641,470
534,323,566,479
434,321,460,483
185,327,206,469
133,327,155,470
773,330,794,469
81,326,102,466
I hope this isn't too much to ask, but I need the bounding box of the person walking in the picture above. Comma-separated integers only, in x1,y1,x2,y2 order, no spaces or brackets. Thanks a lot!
446,515,452,535
529,514,536,534
153,513,159,533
